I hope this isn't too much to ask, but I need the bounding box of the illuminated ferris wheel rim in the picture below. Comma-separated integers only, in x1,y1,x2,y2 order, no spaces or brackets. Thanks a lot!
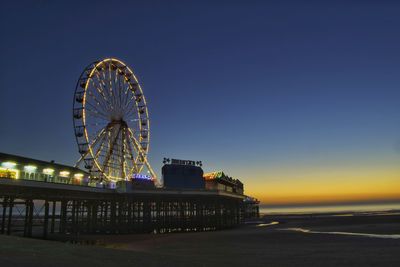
82,58,150,161
72,57,156,182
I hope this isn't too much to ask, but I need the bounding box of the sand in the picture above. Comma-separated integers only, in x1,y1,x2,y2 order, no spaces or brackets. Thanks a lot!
0,213,399,267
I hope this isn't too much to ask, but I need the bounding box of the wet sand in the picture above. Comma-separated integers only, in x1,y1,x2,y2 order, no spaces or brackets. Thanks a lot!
1,212,399,266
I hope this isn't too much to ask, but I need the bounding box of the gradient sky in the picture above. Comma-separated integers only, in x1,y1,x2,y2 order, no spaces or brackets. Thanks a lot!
1,1,399,205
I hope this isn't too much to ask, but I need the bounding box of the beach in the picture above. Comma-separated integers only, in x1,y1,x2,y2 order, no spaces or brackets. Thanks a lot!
0,211,399,266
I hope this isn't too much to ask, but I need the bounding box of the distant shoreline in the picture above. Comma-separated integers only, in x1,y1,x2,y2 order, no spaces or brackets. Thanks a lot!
260,209,400,217
259,201,400,215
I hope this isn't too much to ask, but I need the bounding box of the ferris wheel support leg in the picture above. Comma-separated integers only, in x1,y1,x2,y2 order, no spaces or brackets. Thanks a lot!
127,129,157,182
75,153,89,168
102,124,123,178
74,129,106,168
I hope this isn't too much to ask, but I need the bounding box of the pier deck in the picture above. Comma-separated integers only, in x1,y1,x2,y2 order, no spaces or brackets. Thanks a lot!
0,178,244,239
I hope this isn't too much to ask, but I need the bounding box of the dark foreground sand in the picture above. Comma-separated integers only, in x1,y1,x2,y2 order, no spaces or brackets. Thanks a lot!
1,213,399,267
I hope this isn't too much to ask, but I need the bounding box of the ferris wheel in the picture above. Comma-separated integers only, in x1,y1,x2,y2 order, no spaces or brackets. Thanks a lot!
73,58,156,182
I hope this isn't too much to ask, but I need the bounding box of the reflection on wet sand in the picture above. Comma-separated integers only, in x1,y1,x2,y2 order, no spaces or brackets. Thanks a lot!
256,221,279,227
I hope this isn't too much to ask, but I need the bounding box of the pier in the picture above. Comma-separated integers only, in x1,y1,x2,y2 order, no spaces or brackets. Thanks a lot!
0,178,244,239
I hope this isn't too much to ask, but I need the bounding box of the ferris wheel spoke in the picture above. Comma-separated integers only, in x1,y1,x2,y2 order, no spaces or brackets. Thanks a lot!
88,127,105,149
87,127,106,148
86,121,108,128
120,127,127,178
85,99,109,118
89,79,113,109
86,116,106,123
126,130,140,167
85,112,108,126
87,90,111,115
113,76,123,115
85,113,109,125
124,128,138,174
102,124,123,177
93,70,108,92
75,128,106,167
93,133,108,163
87,120,107,131
94,70,115,109
116,70,125,112
124,105,139,123
121,83,134,114
107,64,118,111
101,68,115,110
124,103,141,118
121,72,133,108
128,135,146,158
113,68,122,109
123,79,135,108
123,90,137,109
91,127,107,137
121,79,133,105
85,97,108,114
86,91,108,112
86,108,108,121
110,72,119,113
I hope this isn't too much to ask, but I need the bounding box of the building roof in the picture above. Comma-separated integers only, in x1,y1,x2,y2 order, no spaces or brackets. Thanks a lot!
203,171,244,188
0,152,88,174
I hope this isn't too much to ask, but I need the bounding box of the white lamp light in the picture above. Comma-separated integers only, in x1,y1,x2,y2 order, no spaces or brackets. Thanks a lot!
24,165,37,172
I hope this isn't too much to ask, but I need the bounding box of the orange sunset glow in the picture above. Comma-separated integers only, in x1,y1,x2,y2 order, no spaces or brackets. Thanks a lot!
244,165,400,205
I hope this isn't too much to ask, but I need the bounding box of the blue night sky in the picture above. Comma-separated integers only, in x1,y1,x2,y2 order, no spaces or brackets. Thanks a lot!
1,1,399,203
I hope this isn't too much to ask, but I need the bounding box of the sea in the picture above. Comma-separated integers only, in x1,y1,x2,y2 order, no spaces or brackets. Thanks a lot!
259,201,400,215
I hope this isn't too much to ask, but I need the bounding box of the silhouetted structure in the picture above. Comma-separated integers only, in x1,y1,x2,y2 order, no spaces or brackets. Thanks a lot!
162,160,205,189
0,153,251,239
243,196,260,218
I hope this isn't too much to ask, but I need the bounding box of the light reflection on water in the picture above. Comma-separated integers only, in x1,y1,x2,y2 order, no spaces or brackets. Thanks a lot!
256,221,279,227
280,228,400,239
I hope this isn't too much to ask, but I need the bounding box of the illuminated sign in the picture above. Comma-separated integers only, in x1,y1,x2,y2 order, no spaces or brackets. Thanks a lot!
132,174,152,180
171,159,196,166
163,158,202,166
